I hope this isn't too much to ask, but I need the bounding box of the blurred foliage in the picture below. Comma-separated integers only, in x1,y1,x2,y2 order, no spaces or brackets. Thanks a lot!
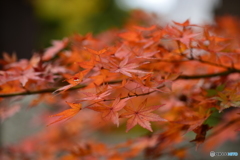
32,0,128,48
206,84,225,97
204,108,223,126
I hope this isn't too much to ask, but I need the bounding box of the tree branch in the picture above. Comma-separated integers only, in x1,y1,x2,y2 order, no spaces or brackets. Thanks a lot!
0,69,239,98
178,70,238,79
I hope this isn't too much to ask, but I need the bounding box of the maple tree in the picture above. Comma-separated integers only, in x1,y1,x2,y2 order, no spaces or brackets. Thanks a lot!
1,13,240,159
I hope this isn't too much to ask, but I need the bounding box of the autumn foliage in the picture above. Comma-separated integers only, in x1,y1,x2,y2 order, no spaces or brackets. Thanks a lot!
1,14,240,159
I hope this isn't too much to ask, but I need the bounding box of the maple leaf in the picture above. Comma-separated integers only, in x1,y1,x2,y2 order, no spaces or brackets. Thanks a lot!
174,32,200,46
88,96,131,126
213,89,240,112
42,38,68,61
0,71,15,85
0,68,43,86
190,124,212,150
172,19,198,27
19,69,42,86
85,47,107,55
165,24,200,47
48,101,82,125
131,73,178,93
120,99,167,132
133,25,156,31
53,69,90,94
77,57,96,70
81,91,111,101
110,56,150,77
2,52,17,63
202,108,240,152
135,50,160,60
114,44,131,59
65,69,90,85
12,69,43,86
81,84,111,101
118,31,140,42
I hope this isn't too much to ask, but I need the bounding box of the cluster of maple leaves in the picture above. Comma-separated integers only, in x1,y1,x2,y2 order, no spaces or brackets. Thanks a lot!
1,13,240,159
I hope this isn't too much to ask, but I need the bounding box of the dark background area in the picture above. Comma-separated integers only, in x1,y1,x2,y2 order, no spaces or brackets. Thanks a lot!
0,0,127,59
214,0,240,16
0,0,39,59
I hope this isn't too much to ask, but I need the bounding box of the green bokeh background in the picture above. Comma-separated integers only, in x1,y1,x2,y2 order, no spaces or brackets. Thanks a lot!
32,0,128,48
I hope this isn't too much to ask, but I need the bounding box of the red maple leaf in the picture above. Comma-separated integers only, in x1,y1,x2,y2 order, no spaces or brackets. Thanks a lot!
110,56,150,77
88,96,131,126
19,69,43,86
42,38,68,61
120,99,167,132
190,124,212,150
80,83,111,101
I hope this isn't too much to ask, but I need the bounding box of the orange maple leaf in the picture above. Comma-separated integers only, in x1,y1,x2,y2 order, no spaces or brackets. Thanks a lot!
118,31,140,42
53,69,90,94
190,124,212,150
65,69,90,85
48,101,82,125
213,89,240,112
42,38,68,61
120,99,167,132
172,19,198,27
81,83,111,101
88,96,131,126
77,57,96,70
110,56,150,77
133,25,156,31
85,47,107,55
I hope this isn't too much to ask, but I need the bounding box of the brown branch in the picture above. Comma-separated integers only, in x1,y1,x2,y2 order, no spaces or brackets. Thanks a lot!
154,58,232,69
0,85,85,98
195,58,232,69
157,42,233,69
1,69,240,98
106,85,161,101
0,80,122,98
178,70,238,79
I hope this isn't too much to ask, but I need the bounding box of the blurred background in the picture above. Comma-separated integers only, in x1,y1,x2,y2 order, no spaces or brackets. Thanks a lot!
1,0,240,59
1,0,240,159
